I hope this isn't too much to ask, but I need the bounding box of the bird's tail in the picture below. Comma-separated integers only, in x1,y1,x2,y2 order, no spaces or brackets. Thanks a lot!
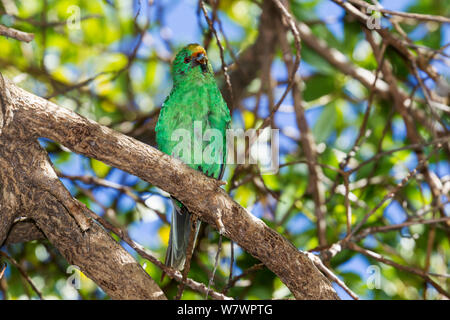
164,198,200,271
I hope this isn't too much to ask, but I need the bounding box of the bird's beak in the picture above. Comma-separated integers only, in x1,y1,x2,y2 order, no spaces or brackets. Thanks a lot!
195,53,207,65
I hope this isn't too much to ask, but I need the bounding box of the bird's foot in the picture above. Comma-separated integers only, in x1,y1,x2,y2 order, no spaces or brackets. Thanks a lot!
214,179,227,187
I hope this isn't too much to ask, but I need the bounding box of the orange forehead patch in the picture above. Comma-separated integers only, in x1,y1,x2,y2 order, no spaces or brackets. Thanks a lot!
187,44,206,57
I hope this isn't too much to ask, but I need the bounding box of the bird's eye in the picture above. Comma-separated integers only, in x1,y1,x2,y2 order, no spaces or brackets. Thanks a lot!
184,57,191,64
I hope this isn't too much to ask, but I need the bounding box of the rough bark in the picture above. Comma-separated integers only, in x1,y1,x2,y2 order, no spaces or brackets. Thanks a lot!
0,74,339,300
4,221,45,244
0,74,166,300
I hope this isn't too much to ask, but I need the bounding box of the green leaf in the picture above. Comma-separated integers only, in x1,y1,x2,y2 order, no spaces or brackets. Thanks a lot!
312,102,337,143
90,159,110,178
303,74,336,102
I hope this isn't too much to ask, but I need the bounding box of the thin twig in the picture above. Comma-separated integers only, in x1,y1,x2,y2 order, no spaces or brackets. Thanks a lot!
4,13,101,28
0,251,43,299
349,137,449,174
57,171,168,223
348,243,450,299
88,210,232,299
348,0,450,24
343,173,352,236
260,0,301,130
354,216,450,241
175,214,198,300
226,240,234,292
423,220,436,300
199,0,234,108
0,262,6,280
206,234,222,299
339,42,387,172
222,263,265,294
346,156,431,240
306,252,359,300
0,24,34,42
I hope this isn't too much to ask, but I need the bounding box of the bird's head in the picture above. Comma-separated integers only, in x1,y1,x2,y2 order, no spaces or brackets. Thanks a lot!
172,43,212,83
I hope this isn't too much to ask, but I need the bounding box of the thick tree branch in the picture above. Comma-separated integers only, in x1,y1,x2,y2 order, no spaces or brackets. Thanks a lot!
4,221,46,244
0,75,166,300
0,74,339,300
31,193,166,299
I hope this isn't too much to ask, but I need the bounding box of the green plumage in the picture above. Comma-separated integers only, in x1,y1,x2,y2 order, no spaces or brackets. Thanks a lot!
155,43,231,270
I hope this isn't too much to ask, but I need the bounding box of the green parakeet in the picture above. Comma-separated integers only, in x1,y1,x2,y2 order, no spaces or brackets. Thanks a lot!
155,43,231,270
